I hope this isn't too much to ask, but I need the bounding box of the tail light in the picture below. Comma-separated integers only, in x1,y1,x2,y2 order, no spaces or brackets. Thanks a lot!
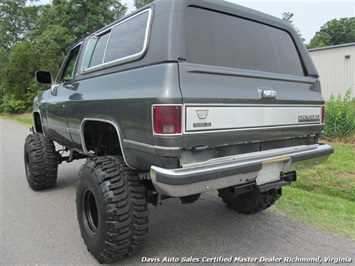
153,105,182,134
321,105,325,124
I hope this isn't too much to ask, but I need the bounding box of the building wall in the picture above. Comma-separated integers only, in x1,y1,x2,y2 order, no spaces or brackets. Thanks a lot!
309,43,355,100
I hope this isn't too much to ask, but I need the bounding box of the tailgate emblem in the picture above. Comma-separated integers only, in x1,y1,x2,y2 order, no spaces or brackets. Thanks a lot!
196,110,209,119
298,115,320,122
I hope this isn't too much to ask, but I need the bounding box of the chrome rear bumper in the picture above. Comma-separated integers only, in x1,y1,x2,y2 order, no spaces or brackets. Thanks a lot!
150,144,333,197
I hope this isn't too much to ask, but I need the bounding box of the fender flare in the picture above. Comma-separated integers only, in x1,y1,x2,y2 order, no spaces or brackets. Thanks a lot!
80,118,132,169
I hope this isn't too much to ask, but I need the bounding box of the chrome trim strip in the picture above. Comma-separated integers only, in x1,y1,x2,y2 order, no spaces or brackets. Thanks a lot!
185,105,322,132
182,103,324,134
123,139,181,152
183,123,323,135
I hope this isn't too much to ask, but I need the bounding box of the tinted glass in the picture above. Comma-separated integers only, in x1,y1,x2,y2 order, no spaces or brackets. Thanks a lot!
186,7,305,76
89,32,110,67
60,45,81,82
104,11,149,63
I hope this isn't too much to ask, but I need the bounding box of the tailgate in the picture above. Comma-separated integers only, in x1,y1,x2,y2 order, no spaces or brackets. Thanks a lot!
179,63,324,149
180,6,324,149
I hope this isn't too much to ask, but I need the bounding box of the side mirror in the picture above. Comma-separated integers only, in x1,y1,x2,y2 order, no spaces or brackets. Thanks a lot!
36,71,52,84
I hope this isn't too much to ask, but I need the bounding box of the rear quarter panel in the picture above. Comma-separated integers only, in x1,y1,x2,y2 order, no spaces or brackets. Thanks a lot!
65,63,182,167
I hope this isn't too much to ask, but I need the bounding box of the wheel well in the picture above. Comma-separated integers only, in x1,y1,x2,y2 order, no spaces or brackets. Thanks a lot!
33,112,43,133
83,121,122,156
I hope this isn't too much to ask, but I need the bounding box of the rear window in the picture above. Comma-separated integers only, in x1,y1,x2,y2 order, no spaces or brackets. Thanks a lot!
185,7,305,76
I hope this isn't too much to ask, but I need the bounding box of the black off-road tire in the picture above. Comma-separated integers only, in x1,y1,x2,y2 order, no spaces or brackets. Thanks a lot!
24,133,58,191
76,156,149,264
218,186,281,214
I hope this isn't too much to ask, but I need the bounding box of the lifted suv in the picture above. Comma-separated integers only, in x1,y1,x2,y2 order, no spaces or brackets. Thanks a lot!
24,0,333,263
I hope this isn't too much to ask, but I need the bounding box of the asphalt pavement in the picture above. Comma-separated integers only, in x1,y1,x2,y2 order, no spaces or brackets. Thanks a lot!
1,118,354,265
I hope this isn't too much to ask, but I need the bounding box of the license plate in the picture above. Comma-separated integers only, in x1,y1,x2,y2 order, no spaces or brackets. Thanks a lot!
256,158,289,185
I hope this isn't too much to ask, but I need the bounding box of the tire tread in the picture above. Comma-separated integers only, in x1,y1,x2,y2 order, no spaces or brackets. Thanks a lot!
24,133,58,190
77,156,149,264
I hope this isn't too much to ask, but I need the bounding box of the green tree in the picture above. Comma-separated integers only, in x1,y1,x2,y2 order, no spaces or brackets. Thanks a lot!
0,47,8,109
282,12,305,42
34,25,75,77
1,0,129,113
51,0,127,41
1,0,27,50
0,0,43,50
134,0,154,9
0,47,8,83
1,41,40,112
308,17,355,48
324,89,355,141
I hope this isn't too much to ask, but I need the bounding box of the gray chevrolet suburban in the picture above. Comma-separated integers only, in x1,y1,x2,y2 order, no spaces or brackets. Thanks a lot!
24,0,333,263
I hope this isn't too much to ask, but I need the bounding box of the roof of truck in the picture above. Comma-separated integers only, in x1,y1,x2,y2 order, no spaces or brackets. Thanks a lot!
83,0,318,77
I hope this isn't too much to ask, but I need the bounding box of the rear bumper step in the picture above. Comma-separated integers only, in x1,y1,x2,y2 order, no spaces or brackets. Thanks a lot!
150,144,333,197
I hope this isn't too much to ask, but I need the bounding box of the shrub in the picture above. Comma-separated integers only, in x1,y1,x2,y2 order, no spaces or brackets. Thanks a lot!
324,89,355,142
0,93,27,113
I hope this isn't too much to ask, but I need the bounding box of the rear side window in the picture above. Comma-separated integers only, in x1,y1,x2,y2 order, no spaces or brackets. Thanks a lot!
81,9,152,72
185,7,305,76
89,32,110,67
105,12,149,63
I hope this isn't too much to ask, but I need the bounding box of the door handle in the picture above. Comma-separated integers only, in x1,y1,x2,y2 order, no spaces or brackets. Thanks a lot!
262,89,277,99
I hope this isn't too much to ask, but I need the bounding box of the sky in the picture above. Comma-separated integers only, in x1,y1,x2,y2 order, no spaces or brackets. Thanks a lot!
122,0,355,43
36,0,355,44
226,0,355,43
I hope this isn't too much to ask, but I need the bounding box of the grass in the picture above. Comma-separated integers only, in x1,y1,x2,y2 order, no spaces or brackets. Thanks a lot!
272,187,355,239
0,112,32,127
292,142,355,202
272,142,355,239
1,113,354,238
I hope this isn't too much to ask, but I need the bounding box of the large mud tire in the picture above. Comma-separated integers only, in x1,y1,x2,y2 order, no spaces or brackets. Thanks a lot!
76,156,149,264
218,187,281,214
24,133,58,190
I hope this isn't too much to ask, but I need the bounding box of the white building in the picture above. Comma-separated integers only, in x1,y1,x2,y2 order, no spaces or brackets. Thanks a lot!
308,42,355,100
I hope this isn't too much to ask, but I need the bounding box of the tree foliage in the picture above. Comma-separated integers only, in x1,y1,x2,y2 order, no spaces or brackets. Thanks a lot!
134,0,154,9
282,12,305,42
308,17,355,48
324,89,355,141
0,0,127,113
34,25,75,77
51,0,127,41
0,47,8,108
0,0,42,50
1,41,40,112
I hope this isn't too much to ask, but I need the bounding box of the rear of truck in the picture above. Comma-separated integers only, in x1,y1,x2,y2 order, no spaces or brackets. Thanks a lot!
149,1,333,200
22,1,335,263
